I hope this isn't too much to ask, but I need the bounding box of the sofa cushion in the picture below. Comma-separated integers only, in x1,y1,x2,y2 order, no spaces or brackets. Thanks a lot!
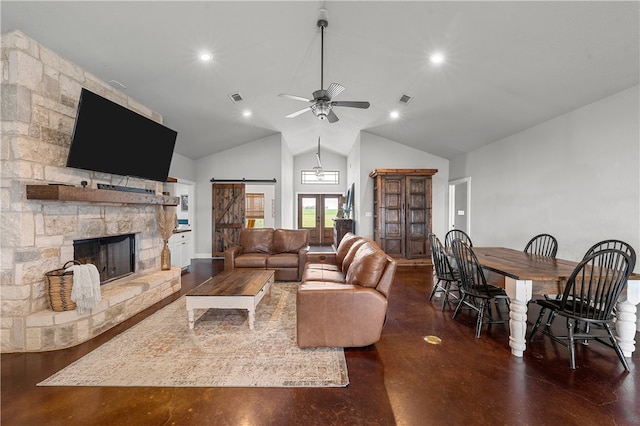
345,243,388,288
273,229,308,254
234,253,269,268
306,263,341,272
336,233,362,266
267,253,299,268
342,239,367,274
302,268,346,283
239,228,274,253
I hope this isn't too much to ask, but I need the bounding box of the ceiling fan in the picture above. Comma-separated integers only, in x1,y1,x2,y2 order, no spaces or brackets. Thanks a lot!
280,18,370,123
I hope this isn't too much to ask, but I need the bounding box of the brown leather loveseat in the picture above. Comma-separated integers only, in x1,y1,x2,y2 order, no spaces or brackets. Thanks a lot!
224,228,309,281
296,233,397,348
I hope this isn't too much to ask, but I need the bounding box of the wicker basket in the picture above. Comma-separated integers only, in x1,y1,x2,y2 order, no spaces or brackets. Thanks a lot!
44,261,79,311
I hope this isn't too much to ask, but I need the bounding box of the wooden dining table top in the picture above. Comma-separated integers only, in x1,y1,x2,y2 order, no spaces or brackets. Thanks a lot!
472,247,640,282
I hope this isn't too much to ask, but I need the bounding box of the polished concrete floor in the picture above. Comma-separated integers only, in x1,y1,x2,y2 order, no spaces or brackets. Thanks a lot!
2,259,638,425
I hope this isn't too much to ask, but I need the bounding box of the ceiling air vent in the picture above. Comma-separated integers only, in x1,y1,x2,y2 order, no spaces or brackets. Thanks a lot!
399,94,412,104
228,92,244,103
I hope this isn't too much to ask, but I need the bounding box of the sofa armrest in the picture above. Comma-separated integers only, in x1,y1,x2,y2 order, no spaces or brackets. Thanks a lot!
297,245,310,281
296,282,388,348
224,245,244,272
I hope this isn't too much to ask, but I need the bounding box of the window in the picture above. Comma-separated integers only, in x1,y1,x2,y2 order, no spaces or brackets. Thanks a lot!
245,193,265,228
301,170,339,185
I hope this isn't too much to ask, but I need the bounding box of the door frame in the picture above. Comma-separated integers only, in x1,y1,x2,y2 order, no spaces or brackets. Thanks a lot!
296,192,342,246
448,177,471,234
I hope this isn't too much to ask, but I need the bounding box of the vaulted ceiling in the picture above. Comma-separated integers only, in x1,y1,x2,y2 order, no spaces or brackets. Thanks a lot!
3,1,638,160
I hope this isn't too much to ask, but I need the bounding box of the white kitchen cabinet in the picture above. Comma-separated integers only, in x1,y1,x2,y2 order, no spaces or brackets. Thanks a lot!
169,231,191,270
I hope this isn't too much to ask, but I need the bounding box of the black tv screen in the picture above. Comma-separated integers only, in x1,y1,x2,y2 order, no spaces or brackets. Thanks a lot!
66,88,177,182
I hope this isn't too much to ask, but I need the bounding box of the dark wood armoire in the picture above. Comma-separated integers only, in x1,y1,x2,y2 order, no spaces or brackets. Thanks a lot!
370,169,438,259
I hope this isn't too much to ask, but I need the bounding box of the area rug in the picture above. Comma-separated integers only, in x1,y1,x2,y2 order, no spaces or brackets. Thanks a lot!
38,283,348,387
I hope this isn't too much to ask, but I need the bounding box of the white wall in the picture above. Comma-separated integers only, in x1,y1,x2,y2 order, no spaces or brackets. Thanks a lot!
450,85,640,270
293,148,348,194
193,134,284,257
168,152,196,182
279,137,294,228
351,131,450,239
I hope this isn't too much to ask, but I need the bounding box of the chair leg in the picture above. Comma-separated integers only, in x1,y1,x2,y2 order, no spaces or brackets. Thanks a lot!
529,307,547,341
452,294,466,319
581,321,590,345
603,323,630,371
475,299,487,338
441,281,451,311
428,278,442,301
567,318,577,369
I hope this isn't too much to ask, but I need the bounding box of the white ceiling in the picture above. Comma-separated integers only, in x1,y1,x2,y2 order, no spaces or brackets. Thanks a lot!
2,1,638,160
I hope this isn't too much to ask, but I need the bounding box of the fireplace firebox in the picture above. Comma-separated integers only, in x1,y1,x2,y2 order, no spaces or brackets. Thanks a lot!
73,234,135,284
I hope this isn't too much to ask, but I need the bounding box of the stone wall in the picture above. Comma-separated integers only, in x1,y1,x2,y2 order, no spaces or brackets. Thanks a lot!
1,30,180,352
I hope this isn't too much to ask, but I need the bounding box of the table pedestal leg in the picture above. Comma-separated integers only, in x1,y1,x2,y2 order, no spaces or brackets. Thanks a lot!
617,278,640,357
505,278,532,357
617,301,636,357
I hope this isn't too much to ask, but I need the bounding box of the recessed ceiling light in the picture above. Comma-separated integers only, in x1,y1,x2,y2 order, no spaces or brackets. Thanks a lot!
390,110,400,119
429,52,445,65
199,52,212,61
242,110,252,117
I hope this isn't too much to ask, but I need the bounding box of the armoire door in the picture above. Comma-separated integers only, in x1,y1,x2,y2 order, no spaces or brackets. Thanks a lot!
379,176,405,257
405,175,431,259
212,183,245,257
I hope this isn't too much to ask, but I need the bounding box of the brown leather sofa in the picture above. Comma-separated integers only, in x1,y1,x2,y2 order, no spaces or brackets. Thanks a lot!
224,228,309,281
297,233,397,348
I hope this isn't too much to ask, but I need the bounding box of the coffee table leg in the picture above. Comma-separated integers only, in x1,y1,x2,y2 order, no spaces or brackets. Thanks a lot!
188,308,195,330
248,308,255,330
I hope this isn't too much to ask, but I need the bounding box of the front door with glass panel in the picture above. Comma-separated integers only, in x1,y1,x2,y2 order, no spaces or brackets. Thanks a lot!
298,194,340,246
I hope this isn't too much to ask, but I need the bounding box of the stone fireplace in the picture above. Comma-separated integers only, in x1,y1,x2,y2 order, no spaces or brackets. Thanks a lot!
74,233,135,284
0,31,181,352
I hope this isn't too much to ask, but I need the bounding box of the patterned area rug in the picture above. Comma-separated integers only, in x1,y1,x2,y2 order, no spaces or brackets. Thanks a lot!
38,283,348,387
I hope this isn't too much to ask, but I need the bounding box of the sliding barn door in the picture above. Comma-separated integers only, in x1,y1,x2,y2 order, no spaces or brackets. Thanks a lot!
212,183,245,257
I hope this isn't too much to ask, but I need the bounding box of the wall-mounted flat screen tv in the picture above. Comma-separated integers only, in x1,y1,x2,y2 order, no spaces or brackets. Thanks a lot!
66,88,177,182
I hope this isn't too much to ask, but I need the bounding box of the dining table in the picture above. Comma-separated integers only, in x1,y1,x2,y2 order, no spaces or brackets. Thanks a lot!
472,247,640,358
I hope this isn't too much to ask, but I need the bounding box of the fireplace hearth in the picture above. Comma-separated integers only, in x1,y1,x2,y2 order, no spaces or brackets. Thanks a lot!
74,234,135,284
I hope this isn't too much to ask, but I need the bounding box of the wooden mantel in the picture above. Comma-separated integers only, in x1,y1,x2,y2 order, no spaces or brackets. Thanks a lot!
26,185,179,206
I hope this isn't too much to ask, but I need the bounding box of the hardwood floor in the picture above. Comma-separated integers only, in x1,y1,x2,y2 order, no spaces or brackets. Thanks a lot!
2,259,638,425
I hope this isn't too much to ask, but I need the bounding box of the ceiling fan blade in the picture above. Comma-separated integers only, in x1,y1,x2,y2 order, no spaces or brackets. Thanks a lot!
285,106,311,118
331,101,370,109
325,83,345,100
279,93,313,103
327,110,339,123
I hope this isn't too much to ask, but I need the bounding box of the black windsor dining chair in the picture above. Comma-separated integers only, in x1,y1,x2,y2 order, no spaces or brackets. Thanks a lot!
450,239,509,338
528,248,634,370
445,229,473,249
428,233,460,311
524,234,558,258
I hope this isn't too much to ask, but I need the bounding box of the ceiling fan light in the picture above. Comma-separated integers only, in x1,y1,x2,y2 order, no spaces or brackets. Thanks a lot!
311,102,331,120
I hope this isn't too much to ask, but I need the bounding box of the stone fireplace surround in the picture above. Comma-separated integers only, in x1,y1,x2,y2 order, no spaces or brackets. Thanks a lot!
1,30,181,352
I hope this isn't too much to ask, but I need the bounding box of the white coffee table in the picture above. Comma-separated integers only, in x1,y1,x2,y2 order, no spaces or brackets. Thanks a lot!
186,270,274,330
